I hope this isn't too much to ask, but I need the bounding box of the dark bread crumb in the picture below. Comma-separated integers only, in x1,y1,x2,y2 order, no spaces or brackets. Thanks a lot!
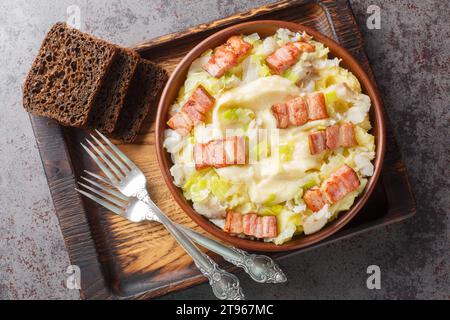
22,22,117,127
112,59,167,142
87,48,140,133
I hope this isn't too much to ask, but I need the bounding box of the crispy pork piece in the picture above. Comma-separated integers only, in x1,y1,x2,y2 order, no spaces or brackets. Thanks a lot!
203,36,252,77
167,111,194,136
272,93,328,129
230,211,244,234
322,176,349,203
224,210,233,233
193,136,246,169
308,131,327,155
224,211,278,238
182,104,204,125
333,164,360,192
203,45,237,78
303,165,360,210
338,122,357,147
181,86,215,124
265,41,315,74
303,187,327,212
193,143,209,170
286,96,309,126
265,42,301,74
224,211,243,234
323,165,360,203
254,216,264,238
249,214,259,237
325,124,340,149
188,85,215,113
233,136,246,165
271,103,290,129
167,86,214,135
261,216,278,238
226,35,252,57
242,213,257,236
308,122,357,155
306,92,328,120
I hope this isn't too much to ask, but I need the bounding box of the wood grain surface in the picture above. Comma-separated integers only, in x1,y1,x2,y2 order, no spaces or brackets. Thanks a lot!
29,0,415,299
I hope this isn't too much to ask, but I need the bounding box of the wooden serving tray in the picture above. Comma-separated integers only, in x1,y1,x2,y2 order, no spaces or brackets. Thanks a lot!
29,0,416,299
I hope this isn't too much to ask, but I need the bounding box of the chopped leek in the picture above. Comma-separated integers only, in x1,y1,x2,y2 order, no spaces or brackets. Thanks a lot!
210,175,231,202
302,179,318,190
220,108,255,130
183,169,214,202
259,204,284,216
325,90,338,106
263,193,277,206
279,142,294,162
243,33,261,46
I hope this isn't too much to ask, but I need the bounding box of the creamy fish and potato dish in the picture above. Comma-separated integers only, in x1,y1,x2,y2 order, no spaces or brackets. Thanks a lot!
164,28,375,245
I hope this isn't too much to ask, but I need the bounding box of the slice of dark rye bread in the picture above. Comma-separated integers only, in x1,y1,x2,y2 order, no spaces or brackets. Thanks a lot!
111,59,168,142
22,22,117,127
86,48,140,133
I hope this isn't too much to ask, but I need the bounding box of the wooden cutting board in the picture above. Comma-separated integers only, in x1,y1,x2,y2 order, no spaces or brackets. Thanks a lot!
29,0,416,299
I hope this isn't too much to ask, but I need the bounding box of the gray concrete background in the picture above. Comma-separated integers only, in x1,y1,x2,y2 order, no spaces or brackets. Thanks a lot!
0,0,448,300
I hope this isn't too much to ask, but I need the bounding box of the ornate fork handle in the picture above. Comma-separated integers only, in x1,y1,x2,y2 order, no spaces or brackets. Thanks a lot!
180,227,287,283
136,190,244,300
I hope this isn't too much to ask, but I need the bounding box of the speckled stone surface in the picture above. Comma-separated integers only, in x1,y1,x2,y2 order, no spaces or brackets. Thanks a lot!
0,0,448,300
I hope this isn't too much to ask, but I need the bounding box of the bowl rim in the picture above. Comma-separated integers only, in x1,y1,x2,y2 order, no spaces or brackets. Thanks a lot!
156,20,386,252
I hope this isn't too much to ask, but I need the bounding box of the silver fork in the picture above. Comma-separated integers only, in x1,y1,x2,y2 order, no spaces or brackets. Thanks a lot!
78,131,244,300
76,171,287,284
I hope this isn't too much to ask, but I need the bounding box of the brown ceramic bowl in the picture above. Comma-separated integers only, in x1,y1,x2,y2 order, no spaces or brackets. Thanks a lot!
156,20,386,252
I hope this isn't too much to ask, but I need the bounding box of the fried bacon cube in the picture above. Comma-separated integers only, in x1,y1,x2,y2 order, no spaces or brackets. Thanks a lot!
303,187,327,212
338,122,357,147
203,36,252,77
325,124,340,150
287,96,309,126
309,122,357,155
193,136,246,169
271,93,328,129
271,103,290,129
167,111,194,137
225,211,277,238
323,165,360,203
306,92,328,121
308,131,327,155
167,86,215,135
266,42,315,74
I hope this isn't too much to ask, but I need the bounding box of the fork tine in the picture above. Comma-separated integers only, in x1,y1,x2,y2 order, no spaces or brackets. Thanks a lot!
84,170,110,184
95,130,136,168
86,139,125,179
78,182,125,208
75,188,123,215
90,134,130,175
80,176,129,201
81,143,118,184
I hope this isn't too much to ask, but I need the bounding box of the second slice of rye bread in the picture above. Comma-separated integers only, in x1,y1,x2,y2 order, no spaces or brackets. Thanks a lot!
22,22,117,127
87,48,140,133
112,59,167,142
